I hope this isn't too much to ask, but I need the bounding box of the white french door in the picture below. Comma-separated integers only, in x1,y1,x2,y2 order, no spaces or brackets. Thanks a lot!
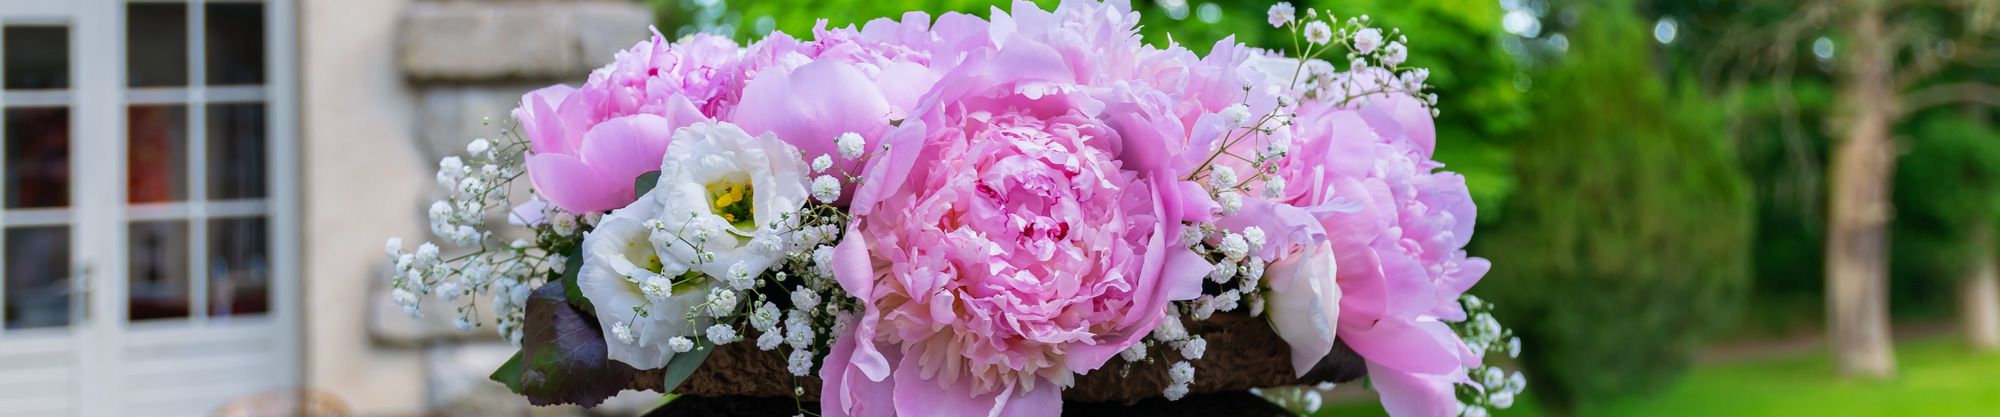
0,1,298,416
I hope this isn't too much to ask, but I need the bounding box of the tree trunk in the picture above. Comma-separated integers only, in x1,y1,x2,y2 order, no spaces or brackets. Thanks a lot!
1962,227,2000,350
1826,0,1898,379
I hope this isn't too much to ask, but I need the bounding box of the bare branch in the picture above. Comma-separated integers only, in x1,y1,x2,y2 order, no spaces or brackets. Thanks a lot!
1892,0,2000,88
1900,81,2000,115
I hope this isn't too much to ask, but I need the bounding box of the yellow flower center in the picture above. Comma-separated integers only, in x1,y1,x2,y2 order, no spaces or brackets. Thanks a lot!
706,176,756,231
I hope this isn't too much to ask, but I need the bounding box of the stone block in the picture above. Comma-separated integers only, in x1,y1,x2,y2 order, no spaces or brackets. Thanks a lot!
417,84,548,161
400,2,652,81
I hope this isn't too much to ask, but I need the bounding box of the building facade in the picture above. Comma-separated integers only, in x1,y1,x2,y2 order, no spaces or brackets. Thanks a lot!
0,0,653,415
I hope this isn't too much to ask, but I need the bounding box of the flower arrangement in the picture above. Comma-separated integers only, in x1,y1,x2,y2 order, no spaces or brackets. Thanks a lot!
383,1,1523,416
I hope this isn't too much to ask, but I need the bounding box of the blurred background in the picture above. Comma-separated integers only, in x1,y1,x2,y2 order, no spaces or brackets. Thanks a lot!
0,0,1996,416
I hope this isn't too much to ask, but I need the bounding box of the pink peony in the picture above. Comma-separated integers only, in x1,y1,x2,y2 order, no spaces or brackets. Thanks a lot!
731,14,990,180
516,32,741,213
1273,93,1488,416
822,2,1223,415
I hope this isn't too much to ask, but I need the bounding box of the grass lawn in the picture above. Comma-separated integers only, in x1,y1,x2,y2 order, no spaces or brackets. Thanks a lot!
1314,335,2000,417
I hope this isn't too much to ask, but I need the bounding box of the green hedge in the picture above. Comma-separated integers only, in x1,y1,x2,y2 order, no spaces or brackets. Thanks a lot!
1475,2,1752,409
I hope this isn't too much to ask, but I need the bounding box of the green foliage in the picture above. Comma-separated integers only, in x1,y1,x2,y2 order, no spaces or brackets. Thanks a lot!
1476,1,1752,410
1320,335,2000,417
1298,0,1528,224
659,338,714,394
491,351,527,394
1892,112,2000,309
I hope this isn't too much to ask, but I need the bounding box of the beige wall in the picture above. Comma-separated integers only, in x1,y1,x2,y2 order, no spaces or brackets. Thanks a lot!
300,0,430,413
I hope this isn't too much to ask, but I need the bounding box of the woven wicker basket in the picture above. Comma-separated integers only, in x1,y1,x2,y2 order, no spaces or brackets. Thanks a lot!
628,312,1366,403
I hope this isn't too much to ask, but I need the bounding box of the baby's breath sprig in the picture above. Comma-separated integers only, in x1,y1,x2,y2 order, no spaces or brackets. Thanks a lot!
1449,295,1526,417
388,118,560,345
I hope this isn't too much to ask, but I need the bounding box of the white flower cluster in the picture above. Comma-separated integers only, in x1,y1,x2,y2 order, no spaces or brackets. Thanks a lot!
1123,221,1277,401
1452,295,1526,417
1187,224,1271,321
1252,385,1328,415
1265,2,1438,114
1134,313,1208,400
628,130,868,388
387,131,555,344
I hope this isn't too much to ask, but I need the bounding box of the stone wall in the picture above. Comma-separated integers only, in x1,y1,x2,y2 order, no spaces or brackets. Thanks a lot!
305,0,656,416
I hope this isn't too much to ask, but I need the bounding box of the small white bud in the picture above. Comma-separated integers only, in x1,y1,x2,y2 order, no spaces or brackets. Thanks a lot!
1221,103,1252,127
1263,176,1287,198
1212,166,1238,190
1242,227,1267,250
811,155,833,173
1220,233,1250,260
706,288,739,317
384,237,404,258
787,349,814,376
1121,342,1149,362
1168,361,1196,384
705,324,740,345
612,321,636,344
466,138,492,156
836,132,866,160
756,328,785,350
668,337,695,353
1179,338,1207,360
812,175,842,203
1218,192,1243,215
1353,28,1383,54
1305,21,1334,45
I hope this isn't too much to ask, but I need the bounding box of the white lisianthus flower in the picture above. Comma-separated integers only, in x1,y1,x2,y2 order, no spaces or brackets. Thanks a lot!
654,121,810,280
577,188,717,369
1264,242,1341,377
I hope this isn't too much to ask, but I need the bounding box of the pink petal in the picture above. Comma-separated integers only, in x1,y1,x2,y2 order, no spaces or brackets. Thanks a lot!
517,84,576,154
891,353,1006,417
831,226,892,380
1368,361,1458,417
997,384,1061,417
734,60,894,176
1265,243,1340,376
1341,318,1461,375
822,332,897,417
526,153,620,214
579,114,673,195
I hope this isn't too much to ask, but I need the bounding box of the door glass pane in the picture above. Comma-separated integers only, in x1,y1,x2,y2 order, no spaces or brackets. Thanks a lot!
129,221,190,321
207,103,265,200
209,217,267,317
3,26,68,90
127,3,189,87
5,107,70,208
5,226,70,329
128,105,188,203
204,3,264,85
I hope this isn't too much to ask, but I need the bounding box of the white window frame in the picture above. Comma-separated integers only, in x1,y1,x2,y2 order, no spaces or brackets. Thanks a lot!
0,1,298,416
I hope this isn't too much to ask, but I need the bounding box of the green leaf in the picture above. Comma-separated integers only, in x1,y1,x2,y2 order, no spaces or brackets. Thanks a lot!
658,340,713,394
635,170,662,197
561,246,594,315
490,351,526,394
520,282,637,407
